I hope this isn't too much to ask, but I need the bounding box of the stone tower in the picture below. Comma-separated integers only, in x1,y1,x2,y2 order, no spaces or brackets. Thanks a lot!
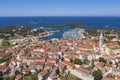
99,31,103,52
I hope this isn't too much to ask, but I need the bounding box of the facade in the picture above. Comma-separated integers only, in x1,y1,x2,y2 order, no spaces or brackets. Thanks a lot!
105,42,120,55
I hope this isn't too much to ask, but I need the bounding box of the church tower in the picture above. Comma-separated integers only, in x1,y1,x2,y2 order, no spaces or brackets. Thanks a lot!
99,31,104,52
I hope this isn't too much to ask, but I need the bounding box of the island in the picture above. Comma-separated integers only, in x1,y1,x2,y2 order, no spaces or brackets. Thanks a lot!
30,20,41,24
44,22,85,29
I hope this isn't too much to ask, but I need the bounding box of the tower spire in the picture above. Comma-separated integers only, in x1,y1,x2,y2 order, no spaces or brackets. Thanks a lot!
99,30,103,52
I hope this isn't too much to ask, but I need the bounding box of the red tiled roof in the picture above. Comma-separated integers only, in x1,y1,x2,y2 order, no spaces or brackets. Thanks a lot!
11,58,17,62
117,75,120,80
97,62,105,68
23,68,30,72
62,60,75,69
40,70,48,76
47,57,56,61
0,65,8,69
45,62,54,66
36,62,44,65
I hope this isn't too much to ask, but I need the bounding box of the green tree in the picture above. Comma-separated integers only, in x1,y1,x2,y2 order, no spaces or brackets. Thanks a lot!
0,53,12,63
24,48,30,54
99,57,106,63
61,57,64,61
83,59,89,64
91,61,95,69
2,40,10,46
24,73,38,80
92,70,102,80
0,71,3,80
73,58,82,65
4,76,15,80
109,61,112,64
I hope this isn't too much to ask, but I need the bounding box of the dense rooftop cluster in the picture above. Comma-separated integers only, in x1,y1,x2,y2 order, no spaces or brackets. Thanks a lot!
0,27,120,80
0,37,120,80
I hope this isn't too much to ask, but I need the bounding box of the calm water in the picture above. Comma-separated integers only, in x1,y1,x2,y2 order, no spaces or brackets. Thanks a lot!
0,17,120,40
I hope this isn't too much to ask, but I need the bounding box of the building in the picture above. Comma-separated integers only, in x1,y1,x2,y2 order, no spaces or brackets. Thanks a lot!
38,70,49,80
105,42,120,55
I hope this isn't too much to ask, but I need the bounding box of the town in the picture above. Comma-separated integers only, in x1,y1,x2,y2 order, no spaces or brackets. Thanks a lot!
0,27,120,80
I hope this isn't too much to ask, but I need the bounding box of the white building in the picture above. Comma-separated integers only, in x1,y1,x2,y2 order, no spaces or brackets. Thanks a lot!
99,31,104,53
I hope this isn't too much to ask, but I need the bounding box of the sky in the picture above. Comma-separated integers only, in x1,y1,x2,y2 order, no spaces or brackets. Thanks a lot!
0,0,120,16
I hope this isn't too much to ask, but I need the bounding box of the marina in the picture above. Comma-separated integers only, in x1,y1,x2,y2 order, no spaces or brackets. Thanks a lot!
62,28,86,40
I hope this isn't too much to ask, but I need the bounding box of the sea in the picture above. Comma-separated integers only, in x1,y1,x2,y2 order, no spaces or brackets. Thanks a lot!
0,17,120,40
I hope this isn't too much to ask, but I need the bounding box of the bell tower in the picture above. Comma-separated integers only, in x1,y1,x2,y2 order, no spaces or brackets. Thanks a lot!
99,31,103,52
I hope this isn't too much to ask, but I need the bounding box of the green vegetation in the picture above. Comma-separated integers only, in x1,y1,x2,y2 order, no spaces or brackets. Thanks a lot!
3,76,15,80
0,26,45,49
92,70,102,80
0,26,44,38
0,26,32,34
59,73,82,80
73,58,82,65
86,28,100,36
109,61,113,64
0,71,3,80
90,61,95,69
24,48,30,54
61,57,64,61
8,34,21,40
24,73,38,80
73,58,90,65
0,53,12,63
86,28,120,42
99,57,107,63
0,39,15,49
65,23,85,27
1,39,10,46
83,59,89,65
45,23,85,29
112,75,116,79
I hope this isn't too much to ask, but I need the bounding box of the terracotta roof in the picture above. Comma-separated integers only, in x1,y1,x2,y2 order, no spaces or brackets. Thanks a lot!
117,75,120,80
77,66,91,75
62,60,75,69
64,55,72,59
40,70,48,76
80,50,95,55
0,65,8,69
58,62,66,69
36,61,44,65
11,58,17,62
97,62,105,68
102,77,114,80
47,57,56,61
106,42,120,49
45,62,54,66
23,68,30,72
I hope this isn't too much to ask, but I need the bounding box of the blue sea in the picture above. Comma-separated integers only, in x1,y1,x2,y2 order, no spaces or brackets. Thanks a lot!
0,17,120,40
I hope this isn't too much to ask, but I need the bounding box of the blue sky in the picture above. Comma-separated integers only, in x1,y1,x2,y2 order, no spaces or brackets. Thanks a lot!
0,0,120,16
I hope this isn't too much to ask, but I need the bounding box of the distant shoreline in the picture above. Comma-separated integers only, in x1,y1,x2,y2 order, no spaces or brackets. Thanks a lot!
1,16,120,18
